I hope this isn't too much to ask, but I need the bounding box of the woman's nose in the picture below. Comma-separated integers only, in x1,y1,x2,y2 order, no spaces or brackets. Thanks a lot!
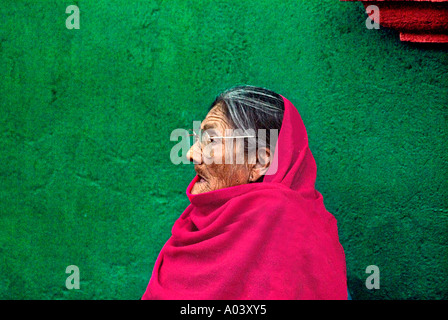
186,143,202,164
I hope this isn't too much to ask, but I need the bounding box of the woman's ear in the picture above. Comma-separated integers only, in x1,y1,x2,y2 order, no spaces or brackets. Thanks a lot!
249,147,271,182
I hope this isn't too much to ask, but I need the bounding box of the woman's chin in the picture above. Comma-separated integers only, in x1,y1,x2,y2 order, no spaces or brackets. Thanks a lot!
191,180,210,194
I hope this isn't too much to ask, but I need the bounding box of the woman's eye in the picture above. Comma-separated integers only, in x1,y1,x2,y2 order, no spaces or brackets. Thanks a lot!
209,137,219,144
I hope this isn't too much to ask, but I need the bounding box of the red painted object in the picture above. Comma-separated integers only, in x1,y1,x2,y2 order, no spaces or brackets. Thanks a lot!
341,0,448,43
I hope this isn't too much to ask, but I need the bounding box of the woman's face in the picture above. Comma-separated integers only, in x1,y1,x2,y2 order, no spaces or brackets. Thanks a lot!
187,103,253,195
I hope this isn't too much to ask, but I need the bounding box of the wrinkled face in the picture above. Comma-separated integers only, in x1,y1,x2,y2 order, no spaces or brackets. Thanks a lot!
187,103,252,195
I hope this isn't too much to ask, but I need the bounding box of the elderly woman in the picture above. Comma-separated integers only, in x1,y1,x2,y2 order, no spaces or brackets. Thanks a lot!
142,86,348,300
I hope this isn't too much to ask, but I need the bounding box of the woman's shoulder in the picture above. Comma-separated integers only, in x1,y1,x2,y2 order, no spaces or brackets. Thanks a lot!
242,182,312,201
229,182,317,214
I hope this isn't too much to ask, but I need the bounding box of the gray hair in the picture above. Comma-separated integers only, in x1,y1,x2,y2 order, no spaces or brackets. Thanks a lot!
210,85,285,154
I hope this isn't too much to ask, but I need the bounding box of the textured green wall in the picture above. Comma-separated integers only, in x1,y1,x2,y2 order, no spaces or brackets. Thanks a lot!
0,0,447,300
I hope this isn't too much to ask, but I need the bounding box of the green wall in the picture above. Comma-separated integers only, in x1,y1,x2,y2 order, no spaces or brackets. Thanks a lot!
0,0,447,300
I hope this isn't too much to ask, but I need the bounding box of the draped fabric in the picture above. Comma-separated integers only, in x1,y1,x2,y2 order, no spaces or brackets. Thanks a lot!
142,96,347,299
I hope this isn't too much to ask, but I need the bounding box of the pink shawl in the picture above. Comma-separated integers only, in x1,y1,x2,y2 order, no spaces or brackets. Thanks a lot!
142,96,347,299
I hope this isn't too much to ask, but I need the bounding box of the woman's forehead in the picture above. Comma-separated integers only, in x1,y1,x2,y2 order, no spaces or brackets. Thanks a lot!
201,104,232,132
